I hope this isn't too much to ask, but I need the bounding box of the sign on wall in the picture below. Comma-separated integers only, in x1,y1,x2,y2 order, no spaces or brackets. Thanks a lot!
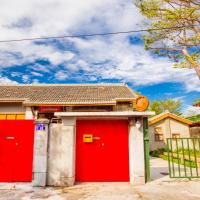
38,106,62,113
36,124,46,134
36,124,45,131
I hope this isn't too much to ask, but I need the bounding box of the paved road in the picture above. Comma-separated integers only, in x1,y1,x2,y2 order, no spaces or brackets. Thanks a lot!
0,158,200,200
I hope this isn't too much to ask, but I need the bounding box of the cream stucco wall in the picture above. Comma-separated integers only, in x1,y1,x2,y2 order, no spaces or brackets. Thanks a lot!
149,120,166,151
149,118,190,151
190,127,200,137
169,118,190,138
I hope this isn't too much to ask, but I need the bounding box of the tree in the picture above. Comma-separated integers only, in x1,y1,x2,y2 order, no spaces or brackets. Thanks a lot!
135,0,200,79
194,98,200,105
149,99,182,115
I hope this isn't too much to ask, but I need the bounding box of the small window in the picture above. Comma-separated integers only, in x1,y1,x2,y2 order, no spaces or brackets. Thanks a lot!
154,127,164,141
154,127,162,134
172,133,180,139
155,134,164,141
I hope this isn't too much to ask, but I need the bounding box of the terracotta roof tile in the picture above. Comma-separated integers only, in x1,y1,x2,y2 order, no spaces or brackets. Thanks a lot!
149,111,193,125
0,84,137,105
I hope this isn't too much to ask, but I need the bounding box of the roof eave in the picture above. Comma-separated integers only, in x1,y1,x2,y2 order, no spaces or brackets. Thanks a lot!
23,102,117,106
55,111,155,117
0,98,27,103
149,113,193,126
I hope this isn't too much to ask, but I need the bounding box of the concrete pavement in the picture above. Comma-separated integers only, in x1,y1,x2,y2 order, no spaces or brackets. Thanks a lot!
0,158,199,200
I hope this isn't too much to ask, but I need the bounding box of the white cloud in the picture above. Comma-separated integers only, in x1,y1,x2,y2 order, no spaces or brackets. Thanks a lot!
173,96,186,102
29,64,51,73
0,42,76,67
0,76,18,84
55,71,68,80
0,0,199,93
182,78,200,92
22,74,29,83
31,71,43,77
11,72,22,77
32,79,40,84
66,36,200,91
0,0,139,39
183,105,200,117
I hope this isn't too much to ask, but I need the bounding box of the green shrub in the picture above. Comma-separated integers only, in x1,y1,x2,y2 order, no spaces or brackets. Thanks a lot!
150,147,169,157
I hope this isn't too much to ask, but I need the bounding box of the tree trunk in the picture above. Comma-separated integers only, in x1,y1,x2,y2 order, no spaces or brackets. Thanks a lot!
182,48,200,80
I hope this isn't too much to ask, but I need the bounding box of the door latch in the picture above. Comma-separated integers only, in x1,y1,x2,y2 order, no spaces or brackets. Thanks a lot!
6,136,15,140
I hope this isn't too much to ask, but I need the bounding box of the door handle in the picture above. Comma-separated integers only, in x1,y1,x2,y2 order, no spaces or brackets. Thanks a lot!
93,136,100,140
5,136,15,140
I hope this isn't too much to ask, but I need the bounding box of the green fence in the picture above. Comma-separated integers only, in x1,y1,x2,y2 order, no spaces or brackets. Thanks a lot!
167,138,200,179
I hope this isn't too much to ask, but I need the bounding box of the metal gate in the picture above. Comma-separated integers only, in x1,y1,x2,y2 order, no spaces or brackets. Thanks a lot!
75,119,129,182
0,120,34,182
167,138,200,179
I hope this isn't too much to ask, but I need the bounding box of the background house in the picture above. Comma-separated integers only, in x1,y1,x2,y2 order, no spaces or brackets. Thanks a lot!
149,111,193,151
190,122,200,138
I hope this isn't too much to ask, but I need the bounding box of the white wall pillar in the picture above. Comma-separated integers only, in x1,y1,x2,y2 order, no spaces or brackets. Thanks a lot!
25,106,34,119
33,119,49,186
47,117,76,186
129,117,145,185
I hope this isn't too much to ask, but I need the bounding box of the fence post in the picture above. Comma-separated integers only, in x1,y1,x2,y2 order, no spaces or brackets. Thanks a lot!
143,117,150,182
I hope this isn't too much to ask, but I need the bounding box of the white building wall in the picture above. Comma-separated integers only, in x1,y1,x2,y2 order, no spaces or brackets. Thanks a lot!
129,117,145,185
47,117,76,186
33,119,49,186
25,107,34,119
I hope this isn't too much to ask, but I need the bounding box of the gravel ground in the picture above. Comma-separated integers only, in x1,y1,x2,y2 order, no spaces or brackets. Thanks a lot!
0,181,200,200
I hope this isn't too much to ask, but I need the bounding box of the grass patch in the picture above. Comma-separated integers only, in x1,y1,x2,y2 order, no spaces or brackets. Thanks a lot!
151,147,199,168
159,154,197,168
178,149,200,158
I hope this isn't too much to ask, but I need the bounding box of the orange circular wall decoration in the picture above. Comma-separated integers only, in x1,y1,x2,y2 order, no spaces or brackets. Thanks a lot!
134,96,149,112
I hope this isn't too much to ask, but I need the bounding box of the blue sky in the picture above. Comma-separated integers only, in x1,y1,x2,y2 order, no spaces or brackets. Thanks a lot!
0,0,199,115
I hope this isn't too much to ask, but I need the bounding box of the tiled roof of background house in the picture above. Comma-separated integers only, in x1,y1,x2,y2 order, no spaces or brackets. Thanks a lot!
149,111,193,125
0,83,137,105
190,122,200,127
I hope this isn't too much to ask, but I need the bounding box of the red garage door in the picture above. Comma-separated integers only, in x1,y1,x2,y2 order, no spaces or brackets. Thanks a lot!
76,119,129,182
0,120,34,182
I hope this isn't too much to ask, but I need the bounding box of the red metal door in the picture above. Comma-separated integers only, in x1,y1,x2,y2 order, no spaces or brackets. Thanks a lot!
76,120,129,182
0,120,34,182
